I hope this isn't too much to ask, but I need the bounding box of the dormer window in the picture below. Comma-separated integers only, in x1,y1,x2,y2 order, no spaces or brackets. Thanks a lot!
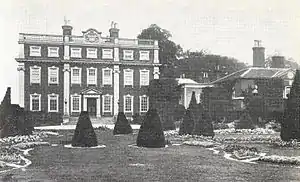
123,50,134,60
48,47,59,57
30,46,41,57
71,47,82,58
86,48,97,58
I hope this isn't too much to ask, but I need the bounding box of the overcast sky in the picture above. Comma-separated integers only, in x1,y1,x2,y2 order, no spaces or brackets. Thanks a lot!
0,0,300,103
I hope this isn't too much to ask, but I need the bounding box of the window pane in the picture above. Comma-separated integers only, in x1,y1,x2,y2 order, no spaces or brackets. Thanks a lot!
49,68,58,84
49,97,57,111
125,96,132,112
31,96,40,111
73,97,80,111
31,67,40,84
104,96,111,112
140,97,148,112
103,69,112,85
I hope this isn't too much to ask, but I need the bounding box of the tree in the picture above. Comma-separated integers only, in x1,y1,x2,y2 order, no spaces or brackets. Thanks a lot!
113,112,133,135
179,109,194,135
138,24,182,78
176,52,246,82
72,111,98,147
148,78,181,130
281,70,300,141
136,109,166,148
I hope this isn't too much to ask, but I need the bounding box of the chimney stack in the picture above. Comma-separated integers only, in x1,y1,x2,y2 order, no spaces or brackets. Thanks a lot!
271,56,285,68
62,17,73,40
109,21,119,38
252,40,265,67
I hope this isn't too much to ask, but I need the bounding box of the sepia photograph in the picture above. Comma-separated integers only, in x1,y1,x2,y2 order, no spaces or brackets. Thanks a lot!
0,0,300,181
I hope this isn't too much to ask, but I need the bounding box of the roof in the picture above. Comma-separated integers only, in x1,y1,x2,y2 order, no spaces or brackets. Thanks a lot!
176,78,198,85
176,78,214,88
211,67,294,84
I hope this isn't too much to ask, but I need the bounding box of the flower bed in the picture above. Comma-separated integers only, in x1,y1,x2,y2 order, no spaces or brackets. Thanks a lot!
258,155,300,165
223,144,260,160
183,141,216,148
214,135,281,144
215,128,276,135
0,131,51,173
270,139,300,149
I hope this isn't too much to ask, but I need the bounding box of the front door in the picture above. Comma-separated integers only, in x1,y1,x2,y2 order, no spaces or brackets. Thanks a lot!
87,98,97,117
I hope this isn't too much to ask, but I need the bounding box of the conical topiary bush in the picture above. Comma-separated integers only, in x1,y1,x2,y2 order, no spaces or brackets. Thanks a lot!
179,109,194,135
113,112,133,135
136,109,166,148
281,70,300,141
235,110,255,129
192,103,214,137
71,111,98,147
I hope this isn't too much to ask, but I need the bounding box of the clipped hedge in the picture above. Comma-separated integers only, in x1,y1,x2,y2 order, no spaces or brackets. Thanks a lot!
113,112,133,135
136,109,166,148
72,111,98,147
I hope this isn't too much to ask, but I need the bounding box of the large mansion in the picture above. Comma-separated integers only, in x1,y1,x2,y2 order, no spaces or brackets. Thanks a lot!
16,22,160,119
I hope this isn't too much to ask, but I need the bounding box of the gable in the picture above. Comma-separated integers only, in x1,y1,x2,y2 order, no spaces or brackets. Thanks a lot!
81,88,102,95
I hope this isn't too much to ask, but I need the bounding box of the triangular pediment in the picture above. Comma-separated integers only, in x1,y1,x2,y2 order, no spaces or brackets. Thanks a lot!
81,88,102,95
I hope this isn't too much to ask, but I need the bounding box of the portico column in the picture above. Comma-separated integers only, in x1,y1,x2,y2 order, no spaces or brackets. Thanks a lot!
17,63,25,108
63,64,70,116
83,96,87,111
113,65,120,115
96,96,101,117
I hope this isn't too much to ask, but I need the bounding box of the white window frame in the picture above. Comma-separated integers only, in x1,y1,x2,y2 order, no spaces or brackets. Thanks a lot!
48,47,59,57
139,95,149,113
86,48,97,58
102,94,113,113
29,46,41,57
283,86,291,99
30,93,41,111
139,50,150,61
87,67,97,85
102,67,112,85
48,93,59,112
124,69,134,86
71,94,81,112
203,72,208,78
71,67,82,85
140,69,149,86
123,50,134,60
102,49,113,59
48,66,59,85
70,47,82,58
30,65,41,84
124,94,134,113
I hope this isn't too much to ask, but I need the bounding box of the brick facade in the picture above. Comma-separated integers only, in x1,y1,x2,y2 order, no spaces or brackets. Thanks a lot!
16,24,160,122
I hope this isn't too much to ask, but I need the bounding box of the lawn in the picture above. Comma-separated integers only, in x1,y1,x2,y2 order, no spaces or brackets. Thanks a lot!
1,128,300,182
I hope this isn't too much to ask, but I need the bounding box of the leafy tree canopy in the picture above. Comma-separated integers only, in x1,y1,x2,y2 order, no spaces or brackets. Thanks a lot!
138,24,182,78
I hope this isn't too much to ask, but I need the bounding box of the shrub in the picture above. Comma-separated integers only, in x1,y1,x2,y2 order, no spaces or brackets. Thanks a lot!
174,104,185,121
179,109,194,135
193,103,214,137
136,109,166,148
71,111,98,147
281,70,300,141
113,112,133,135
235,110,255,129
